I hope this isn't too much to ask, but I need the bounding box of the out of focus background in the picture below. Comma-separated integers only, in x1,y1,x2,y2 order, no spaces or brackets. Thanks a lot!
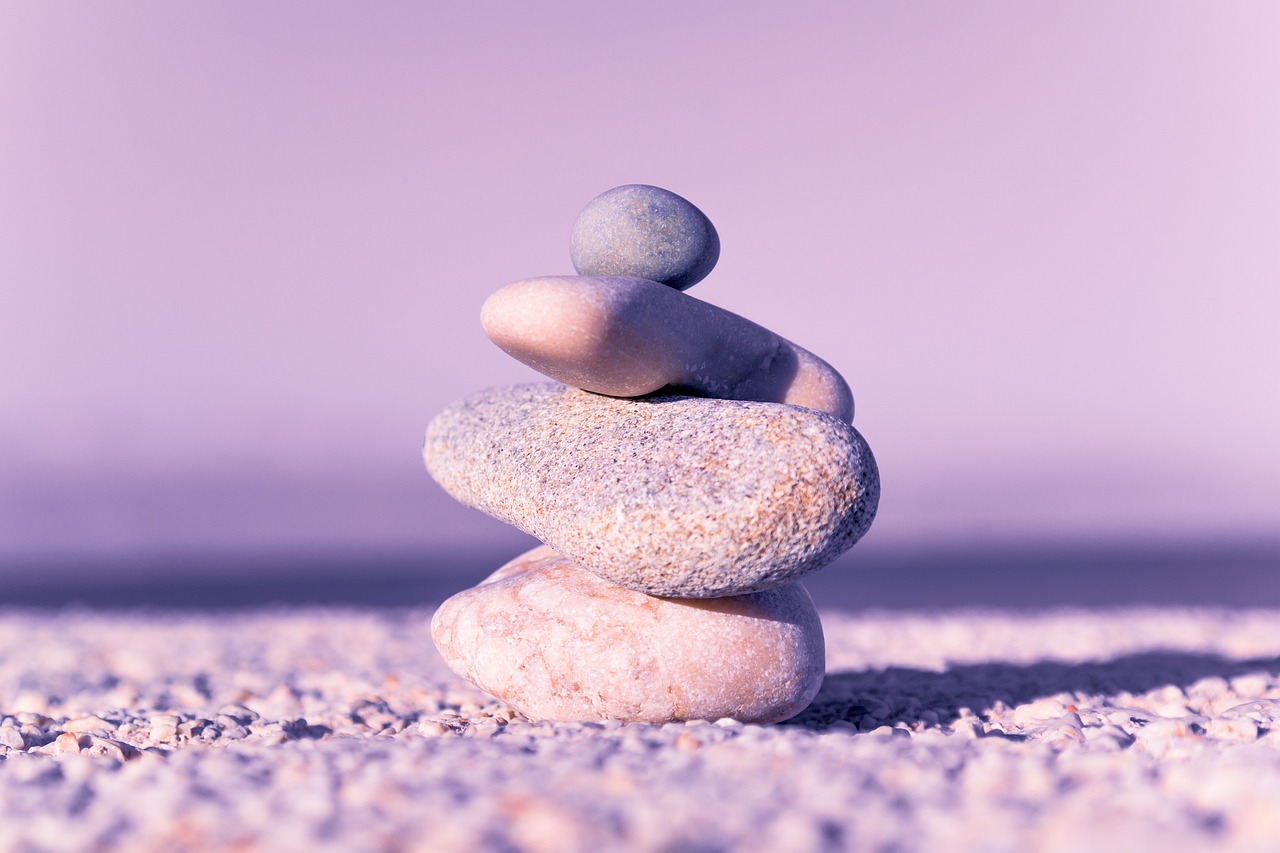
2,2,1276,606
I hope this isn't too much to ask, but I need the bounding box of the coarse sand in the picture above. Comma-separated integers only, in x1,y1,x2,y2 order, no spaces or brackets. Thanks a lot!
4,604,1280,851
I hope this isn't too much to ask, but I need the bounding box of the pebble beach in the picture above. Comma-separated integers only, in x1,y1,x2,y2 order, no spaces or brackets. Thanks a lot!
6,5,1276,850
3,184,1272,850
4,603,1280,851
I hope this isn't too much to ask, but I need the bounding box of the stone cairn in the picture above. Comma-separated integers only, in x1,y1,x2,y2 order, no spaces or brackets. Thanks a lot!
424,185,880,724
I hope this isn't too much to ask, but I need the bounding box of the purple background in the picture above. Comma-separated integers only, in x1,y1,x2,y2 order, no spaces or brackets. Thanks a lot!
2,3,1277,595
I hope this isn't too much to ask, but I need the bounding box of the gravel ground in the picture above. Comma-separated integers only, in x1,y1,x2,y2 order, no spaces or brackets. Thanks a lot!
3,605,1280,851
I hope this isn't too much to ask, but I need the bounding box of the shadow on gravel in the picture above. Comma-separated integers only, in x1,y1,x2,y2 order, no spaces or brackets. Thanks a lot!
786,651,1280,730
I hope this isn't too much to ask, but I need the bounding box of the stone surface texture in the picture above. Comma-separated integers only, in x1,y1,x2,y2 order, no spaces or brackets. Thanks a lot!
481,275,855,422
422,383,879,598
570,184,719,291
431,546,826,724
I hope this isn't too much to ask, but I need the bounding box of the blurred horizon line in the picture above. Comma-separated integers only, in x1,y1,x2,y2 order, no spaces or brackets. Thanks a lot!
2,533,1275,611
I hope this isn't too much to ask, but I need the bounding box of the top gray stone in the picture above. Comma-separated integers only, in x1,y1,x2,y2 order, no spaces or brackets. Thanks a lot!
423,383,879,598
570,185,720,291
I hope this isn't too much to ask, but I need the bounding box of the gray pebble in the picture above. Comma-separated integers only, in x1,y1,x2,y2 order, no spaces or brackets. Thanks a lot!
570,184,719,290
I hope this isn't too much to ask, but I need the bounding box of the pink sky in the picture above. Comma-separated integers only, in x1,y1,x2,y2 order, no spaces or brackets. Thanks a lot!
1,2,1277,559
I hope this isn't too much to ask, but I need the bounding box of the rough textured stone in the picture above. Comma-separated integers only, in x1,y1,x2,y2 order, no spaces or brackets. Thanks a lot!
482,275,854,422
570,184,719,291
422,383,879,598
431,546,826,723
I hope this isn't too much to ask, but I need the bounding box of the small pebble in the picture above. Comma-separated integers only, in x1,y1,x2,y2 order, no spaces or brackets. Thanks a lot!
570,184,719,291
1204,717,1259,742
0,726,24,750
49,732,83,755
83,737,139,761
673,733,701,753
867,725,910,740
64,715,115,735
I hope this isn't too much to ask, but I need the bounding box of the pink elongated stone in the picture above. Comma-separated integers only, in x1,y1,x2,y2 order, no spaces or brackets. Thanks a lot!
481,276,855,423
431,546,826,724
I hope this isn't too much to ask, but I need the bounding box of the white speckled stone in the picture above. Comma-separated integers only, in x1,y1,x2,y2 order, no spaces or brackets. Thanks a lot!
481,275,855,423
423,383,879,598
570,184,720,291
431,546,826,724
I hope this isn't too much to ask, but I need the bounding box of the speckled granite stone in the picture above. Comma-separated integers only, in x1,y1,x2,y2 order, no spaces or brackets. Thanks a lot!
431,546,825,723
482,276,854,422
422,383,879,598
570,184,719,291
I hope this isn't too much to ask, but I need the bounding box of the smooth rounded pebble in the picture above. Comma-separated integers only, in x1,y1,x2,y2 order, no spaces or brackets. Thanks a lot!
431,546,826,724
482,275,854,422
423,383,879,598
570,184,720,290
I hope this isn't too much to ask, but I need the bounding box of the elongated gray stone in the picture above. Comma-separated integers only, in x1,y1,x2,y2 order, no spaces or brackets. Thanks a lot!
423,383,879,598
431,546,825,724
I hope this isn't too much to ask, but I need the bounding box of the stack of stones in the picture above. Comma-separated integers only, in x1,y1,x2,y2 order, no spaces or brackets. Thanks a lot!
425,185,880,725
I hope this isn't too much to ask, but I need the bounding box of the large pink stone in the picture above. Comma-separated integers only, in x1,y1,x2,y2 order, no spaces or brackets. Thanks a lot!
431,547,826,724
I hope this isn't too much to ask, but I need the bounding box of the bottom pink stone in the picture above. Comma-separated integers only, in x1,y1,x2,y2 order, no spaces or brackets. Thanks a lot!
431,546,825,724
